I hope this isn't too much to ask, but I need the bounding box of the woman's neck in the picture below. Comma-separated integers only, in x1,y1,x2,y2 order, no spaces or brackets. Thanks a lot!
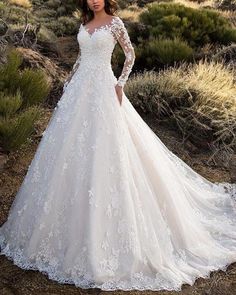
92,9,109,21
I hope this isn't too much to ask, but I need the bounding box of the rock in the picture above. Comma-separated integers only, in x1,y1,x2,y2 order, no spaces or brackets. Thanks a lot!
16,47,67,107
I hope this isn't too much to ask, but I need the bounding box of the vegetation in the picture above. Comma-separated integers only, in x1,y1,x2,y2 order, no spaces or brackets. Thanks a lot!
214,0,236,11
9,0,32,8
139,37,194,66
0,0,80,37
1,0,236,160
126,2,236,69
139,3,236,47
125,59,236,156
0,49,50,151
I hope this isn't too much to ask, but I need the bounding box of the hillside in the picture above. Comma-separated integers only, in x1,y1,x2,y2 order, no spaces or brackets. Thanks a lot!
0,0,236,294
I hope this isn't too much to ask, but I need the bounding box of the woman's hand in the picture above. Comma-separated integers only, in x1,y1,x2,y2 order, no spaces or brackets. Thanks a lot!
115,84,123,106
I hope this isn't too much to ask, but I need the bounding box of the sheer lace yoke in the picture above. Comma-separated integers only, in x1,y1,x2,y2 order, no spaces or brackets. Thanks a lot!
82,16,117,38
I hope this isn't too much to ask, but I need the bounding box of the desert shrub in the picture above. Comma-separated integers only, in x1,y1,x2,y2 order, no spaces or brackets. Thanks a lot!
34,8,57,19
0,51,50,107
0,103,40,151
17,69,51,107
0,49,50,151
46,0,61,9
9,0,32,8
44,0,69,16
47,16,78,36
0,90,22,117
0,3,36,26
125,59,236,154
61,0,78,14
37,26,57,43
141,37,194,66
44,0,78,14
136,0,172,7
0,50,22,90
214,0,236,11
118,4,143,22
139,3,236,47
212,43,236,64
56,6,67,16
117,0,135,9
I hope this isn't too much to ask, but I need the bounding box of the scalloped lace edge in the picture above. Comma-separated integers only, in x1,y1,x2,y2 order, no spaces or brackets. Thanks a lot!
0,234,235,291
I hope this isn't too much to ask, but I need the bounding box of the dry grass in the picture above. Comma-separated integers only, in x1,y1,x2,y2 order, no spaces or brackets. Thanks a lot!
9,0,32,8
73,9,82,19
219,9,236,27
181,60,236,150
173,0,215,9
126,59,236,158
117,4,144,22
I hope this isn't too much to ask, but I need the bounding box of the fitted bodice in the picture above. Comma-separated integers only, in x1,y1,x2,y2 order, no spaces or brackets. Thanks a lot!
73,16,136,87
77,22,117,70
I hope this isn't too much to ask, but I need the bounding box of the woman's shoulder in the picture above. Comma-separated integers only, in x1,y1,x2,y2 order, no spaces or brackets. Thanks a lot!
111,15,126,31
112,15,123,24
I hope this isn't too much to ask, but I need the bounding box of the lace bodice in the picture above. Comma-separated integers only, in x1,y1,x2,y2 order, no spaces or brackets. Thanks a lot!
72,16,135,87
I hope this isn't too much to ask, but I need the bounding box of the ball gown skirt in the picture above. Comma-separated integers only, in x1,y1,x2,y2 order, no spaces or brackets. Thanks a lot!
0,15,236,291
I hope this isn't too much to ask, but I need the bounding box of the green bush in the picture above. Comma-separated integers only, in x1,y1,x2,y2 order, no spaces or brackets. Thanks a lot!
5,0,79,39
142,37,194,66
56,6,67,16
0,49,50,152
47,16,78,36
136,0,172,7
0,90,22,118
0,105,40,151
46,0,61,9
37,26,57,43
0,50,50,107
0,4,36,26
45,0,78,15
0,50,22,91
139,3,236,48
34,8,57,19
61,0,78,14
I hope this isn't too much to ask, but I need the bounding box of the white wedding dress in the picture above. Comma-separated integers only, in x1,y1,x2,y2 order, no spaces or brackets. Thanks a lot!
0,16,236,291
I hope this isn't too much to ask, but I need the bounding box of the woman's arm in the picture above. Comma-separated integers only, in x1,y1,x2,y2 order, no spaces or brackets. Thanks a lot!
113,17,136,88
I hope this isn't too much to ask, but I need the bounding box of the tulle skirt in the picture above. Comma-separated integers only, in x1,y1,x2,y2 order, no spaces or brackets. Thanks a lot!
0,66,236,291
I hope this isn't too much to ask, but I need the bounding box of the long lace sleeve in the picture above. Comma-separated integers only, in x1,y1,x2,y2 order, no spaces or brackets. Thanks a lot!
113,17,135,87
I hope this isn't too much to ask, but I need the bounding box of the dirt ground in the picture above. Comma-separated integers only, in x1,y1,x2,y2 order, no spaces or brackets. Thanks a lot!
0,108,235,295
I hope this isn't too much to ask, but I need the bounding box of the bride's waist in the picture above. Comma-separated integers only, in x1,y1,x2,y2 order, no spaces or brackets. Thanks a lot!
74,62,117,83
79,59,112,70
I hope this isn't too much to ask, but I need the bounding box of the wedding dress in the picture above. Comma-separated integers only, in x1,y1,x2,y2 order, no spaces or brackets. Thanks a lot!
0,15,236,291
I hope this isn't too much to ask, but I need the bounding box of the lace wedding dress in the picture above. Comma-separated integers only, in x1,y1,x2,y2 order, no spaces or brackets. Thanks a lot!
0,16,236,291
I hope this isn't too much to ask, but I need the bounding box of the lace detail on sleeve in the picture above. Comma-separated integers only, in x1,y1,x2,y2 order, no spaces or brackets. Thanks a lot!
113,17,135,87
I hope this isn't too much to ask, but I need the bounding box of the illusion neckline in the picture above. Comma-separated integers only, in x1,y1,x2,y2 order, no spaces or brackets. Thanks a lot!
81,16,118,38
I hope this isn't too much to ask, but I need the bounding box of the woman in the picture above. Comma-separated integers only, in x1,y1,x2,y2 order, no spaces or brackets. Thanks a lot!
0,0,236,291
